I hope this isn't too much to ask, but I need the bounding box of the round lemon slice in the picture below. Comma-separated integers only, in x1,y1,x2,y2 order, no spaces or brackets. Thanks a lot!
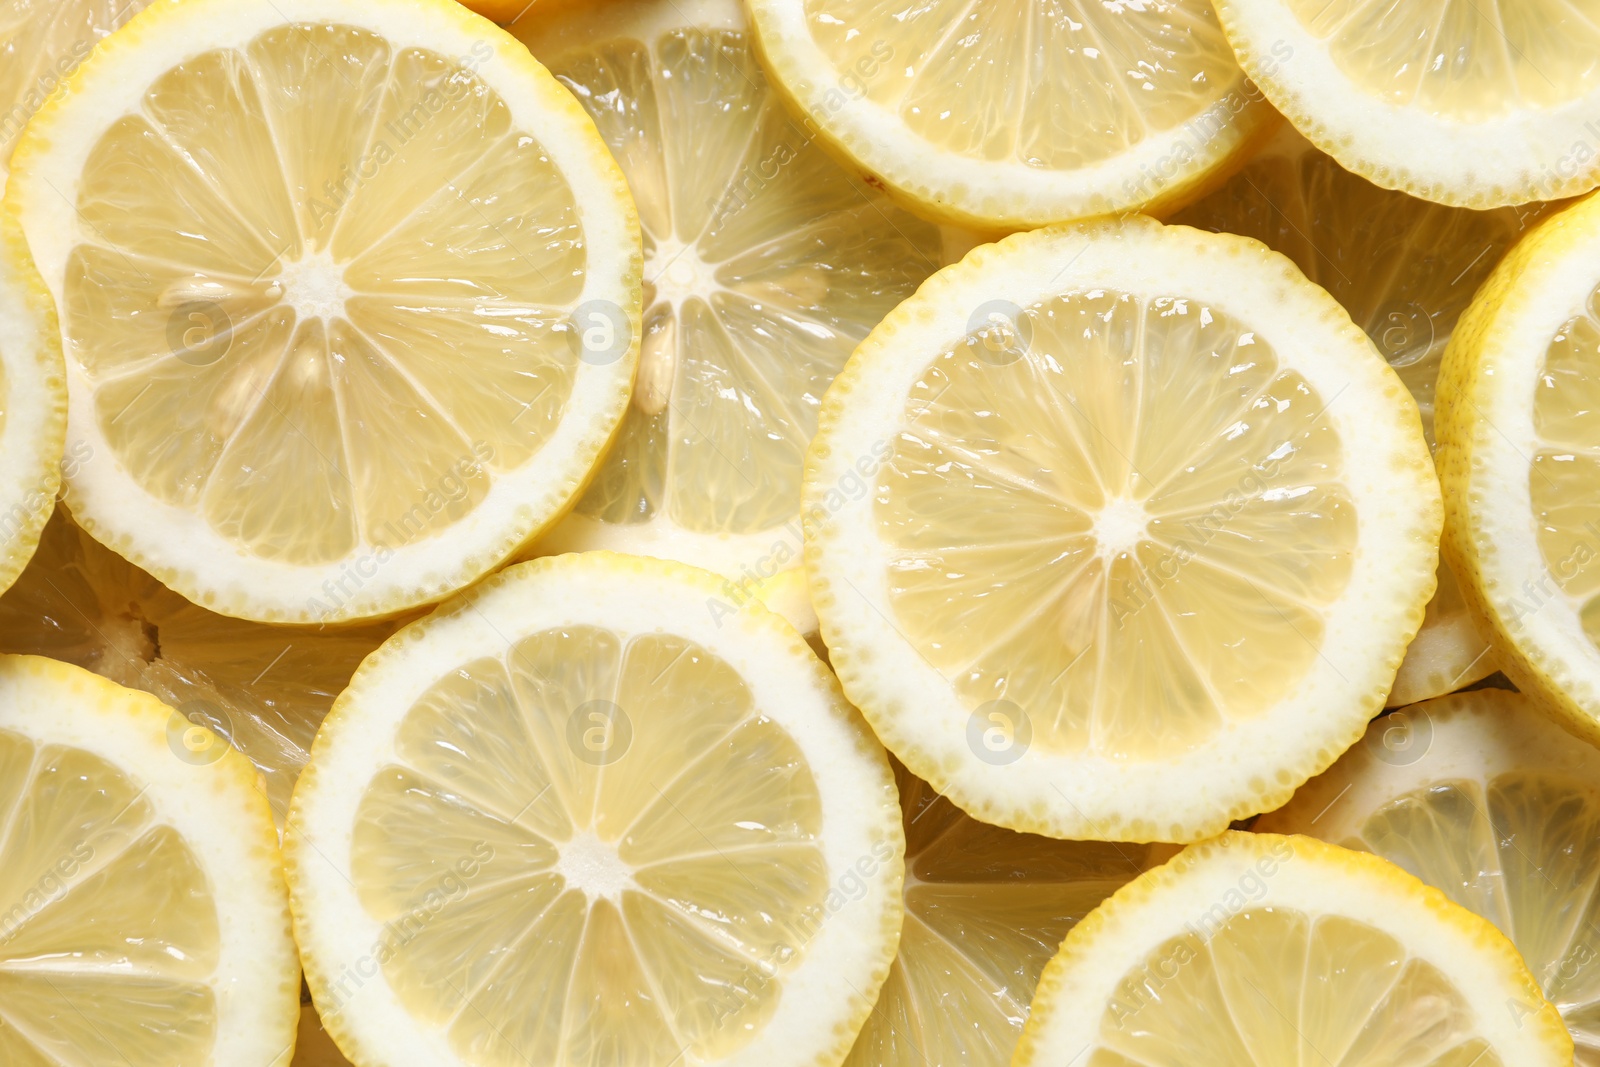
512,0,952,633
0,507,395,824
1175,124,1550,705
1436,192,1600,742
1015,831,1572,1066
805,216,1440,842
744,0,1276,231
844,761,1156,1065
286,552,903,1067
1216,0,1600,207
1259,688,1600,1062
5,0,640,625
0,654,299,1065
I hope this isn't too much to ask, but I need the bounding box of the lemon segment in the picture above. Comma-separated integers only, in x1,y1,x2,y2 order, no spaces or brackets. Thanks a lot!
0,507,395,824
1436,192,1600,739
1260,688,1600,1062
0,655,299,1065
843,762,1155,1065
1016,832,1572,1067
1217,0,1600,206
6,0,640,624
1175,125,1549,704
805,216,1440,842
514,0,949,630
286,552,903,1067
746,0,1276,230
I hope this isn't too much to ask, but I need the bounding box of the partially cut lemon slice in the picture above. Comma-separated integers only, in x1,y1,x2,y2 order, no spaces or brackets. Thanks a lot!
0,0,150,177
0,195,61,599
0,507,395,824
745,0,1276,230
6,0,640,624
1175,124,1549,705
1437,192,1600,742
1016,831,1572,1066
805,216,1440,842
1259,688,1600,1062
1217,0,1600,206
0,654,299,1065
844,761,1156,1065
286,552,903,1067
513,0,950,629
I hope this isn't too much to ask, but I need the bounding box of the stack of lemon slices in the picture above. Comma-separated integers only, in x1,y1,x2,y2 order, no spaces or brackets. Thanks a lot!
0,0,1598,1065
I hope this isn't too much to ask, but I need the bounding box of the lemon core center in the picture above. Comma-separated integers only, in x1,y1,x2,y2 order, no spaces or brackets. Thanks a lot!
275,250,354,322
1092,496,1150,558
556,830,637,901
646,237,717,308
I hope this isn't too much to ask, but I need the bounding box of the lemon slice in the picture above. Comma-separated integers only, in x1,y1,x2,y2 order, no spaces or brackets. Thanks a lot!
512,0,950,627
805,216,1440,842
0,507,395,824
845,760,1155,1065
745,0,1276,231
1259,688,1600,1062
1174,124,1549,705
5,0,640,625
1015,831,1572,1066
1436,193,1600,742
286,552,903,1067
1216,0,1600,207
0,654,299,1065
0,197,62,600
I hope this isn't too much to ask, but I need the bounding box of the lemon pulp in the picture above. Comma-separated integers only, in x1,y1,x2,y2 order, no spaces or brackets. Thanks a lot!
846,764,1146,1064
68,25,584,565
1091,907,1501,1065
877,290,1353,760
346,625,827,1066
524,6,943,563
0,732,221,1062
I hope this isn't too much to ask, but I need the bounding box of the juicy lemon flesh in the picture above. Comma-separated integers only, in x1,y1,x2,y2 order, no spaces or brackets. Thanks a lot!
0,509,393,822
347,626,828,1066
548,26,942,535
1087,905,1500,1066
0,0,149,166
876,291,1354,761
1532,287,1600,650
845,764,1143,1066
800,0,1244,169
1281,0,1600,122
0,730,221,1064
1173,130,1534,702
1351,772,1600,1063
69,24,587,566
